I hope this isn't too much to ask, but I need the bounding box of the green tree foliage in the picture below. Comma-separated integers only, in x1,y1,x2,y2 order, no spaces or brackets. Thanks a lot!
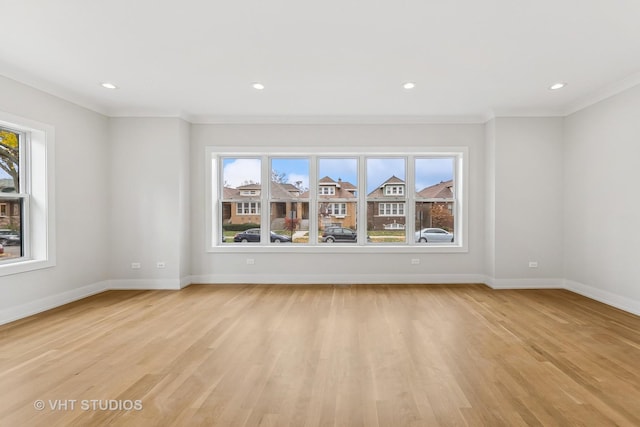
0,130,19,190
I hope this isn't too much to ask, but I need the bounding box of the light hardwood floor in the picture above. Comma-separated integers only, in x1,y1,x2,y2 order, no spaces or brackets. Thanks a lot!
1,284,639,426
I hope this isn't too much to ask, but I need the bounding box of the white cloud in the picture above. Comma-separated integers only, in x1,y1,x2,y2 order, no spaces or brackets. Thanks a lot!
223,158,261,187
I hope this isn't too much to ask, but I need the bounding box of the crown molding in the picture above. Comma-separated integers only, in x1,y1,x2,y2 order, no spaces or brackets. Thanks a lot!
188,115,487,125
563,71,640,116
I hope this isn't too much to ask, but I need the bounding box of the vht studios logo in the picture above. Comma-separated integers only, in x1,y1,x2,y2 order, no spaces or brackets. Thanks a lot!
34,399,143,411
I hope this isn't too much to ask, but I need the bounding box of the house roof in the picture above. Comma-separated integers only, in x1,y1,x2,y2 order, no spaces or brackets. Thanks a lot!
367,175,405,197
303,176,357,199
417,180,454,199
270,181,300,199
237,183,261,190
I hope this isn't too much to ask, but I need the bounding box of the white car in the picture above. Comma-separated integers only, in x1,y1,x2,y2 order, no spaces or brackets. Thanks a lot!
415,228,454,243
0,229,20,246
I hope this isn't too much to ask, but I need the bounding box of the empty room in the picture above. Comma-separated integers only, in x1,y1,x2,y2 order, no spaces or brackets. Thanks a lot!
1,1,639,426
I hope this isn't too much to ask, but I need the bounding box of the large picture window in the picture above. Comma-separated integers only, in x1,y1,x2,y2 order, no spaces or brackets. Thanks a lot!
208,150,465,251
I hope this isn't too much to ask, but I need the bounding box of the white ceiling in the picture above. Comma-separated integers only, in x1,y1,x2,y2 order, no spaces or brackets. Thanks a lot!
1,0,640,122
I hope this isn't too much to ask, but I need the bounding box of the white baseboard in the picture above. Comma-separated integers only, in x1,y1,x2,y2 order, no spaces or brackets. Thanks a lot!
180,276,193,289
108,279,182,290
189,273,488,285
0,280,109,326
486,277,564,289
564,279,640,317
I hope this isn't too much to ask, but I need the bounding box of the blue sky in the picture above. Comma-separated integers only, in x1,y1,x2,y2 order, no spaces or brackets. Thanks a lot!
222,157,453,193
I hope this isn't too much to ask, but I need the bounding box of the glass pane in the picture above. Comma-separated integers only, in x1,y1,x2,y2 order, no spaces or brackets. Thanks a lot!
269,158,309,244
415,201,455,244
366,158,406,243
270,201,309,243
318,158,358,243
221,158,262,244
0,128,20,193
415,157,454,197
0,198,23,260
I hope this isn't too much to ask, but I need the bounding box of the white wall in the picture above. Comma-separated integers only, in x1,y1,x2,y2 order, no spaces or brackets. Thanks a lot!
109,117,190,289
0,76,110,323
564,85,640,314
2,74,639,323
485,120,496,279
489,117,564,287
189,124,486,284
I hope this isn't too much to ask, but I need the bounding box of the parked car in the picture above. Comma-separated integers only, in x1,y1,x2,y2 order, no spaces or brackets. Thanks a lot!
0,229,20,246
322,227,358,243
0,243,3,255
415,228,454,243
233,228,292,243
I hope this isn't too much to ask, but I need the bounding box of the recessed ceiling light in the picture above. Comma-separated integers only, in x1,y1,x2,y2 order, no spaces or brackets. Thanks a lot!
549,82,567,90
252,82,265,90
101,82,118,89
403,82,416,90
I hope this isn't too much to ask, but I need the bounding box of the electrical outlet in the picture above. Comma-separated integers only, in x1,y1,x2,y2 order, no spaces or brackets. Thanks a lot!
411,258,420,265
246,258,255,265
156,262,166,269
131,262,141,269
529,261,538,268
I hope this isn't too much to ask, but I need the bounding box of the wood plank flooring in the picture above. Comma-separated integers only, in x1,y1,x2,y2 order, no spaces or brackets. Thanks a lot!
1,284,640,426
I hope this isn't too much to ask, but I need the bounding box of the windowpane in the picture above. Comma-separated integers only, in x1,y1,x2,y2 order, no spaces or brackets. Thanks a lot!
0,128,20,194
221,157,262,243
366,158,406,243
270,158,309,244
318,158,358,243
0,197,23,260
415,157,454,196
415,202,455,244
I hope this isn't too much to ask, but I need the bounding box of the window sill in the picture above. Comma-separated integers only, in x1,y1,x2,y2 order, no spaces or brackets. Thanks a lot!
208,244,467,254
0,258,55,277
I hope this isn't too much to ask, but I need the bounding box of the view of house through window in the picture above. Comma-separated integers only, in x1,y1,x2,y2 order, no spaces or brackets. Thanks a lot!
221,157,262,243
270,158,309,243
214,153,461,247
0,127,24,261
415,158,456,243
318,158,358,243
366,158,406,243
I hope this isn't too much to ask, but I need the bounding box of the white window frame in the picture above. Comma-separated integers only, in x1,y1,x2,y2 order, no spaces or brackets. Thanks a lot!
205,146,467,253
319,186,335,195
385,185,404,195
0,111,55,276
236,202,261,215
328,202,346,216
378,202,405,216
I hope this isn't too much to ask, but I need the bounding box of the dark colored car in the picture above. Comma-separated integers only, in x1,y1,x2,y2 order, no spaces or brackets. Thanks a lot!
233,228,292,243
321,227,358,243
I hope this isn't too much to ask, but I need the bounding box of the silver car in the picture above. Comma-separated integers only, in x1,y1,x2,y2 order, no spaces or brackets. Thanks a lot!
415,228,454,243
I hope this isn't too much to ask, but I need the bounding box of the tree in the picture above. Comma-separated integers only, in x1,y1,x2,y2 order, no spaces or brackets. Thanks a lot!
271,169,287,184
0,129,19,191
284,216,299,232
430,203,454,231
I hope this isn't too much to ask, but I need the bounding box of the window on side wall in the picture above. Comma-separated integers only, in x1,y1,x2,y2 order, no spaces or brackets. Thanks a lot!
0,113,55,275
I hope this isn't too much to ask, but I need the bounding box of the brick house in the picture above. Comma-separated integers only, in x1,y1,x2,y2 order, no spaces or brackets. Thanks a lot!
0,178,20,230
415,179,454,232
366,175,406,231
313,176,357,230
222,182,309,230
